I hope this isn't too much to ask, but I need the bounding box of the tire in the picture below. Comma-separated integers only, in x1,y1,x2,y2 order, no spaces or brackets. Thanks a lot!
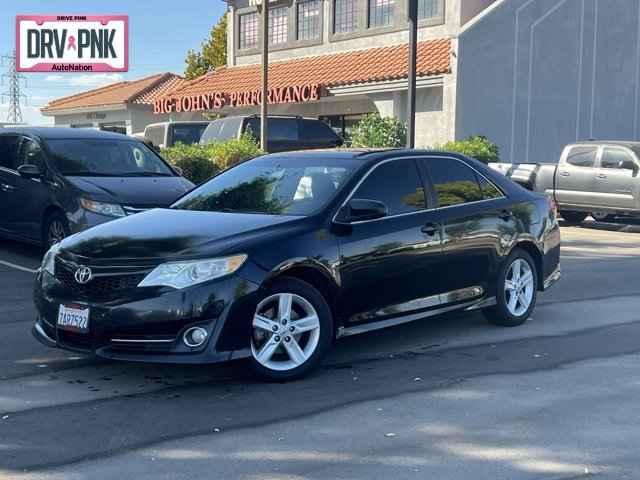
43,211,70,248
591,211,616,222
248,277,333,381
482,249,538,327
560,210,588,224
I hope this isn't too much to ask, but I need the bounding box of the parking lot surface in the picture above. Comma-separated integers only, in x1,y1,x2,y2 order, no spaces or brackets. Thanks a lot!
2,219,640,479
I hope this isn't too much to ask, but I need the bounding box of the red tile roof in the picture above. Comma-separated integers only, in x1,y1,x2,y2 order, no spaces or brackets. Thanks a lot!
166,39,451,99
41,73,185,113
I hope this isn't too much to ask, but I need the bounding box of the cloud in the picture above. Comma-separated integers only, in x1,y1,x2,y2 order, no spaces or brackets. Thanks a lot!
43,73,124,88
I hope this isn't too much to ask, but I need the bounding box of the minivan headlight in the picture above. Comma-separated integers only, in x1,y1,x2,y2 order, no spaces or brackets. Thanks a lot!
41,243,61,276
80,198,125,217
138,255,248,289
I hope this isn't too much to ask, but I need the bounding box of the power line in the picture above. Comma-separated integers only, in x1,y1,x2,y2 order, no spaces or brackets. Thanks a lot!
1,50,27,124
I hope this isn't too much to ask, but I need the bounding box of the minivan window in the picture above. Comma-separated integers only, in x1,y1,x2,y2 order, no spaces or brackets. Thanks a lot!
566,146,597,167
172,156,359,216
300,119,337,143
353,160,426,215
46,139,174,177
19,139,45,168
171,124,208,145
601,148,636,170
245,118,298,142
0,135,21,170
425,158,484,207
145,126,165,147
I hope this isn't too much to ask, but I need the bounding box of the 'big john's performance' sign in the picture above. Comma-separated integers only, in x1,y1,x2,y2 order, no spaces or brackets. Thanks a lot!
154,84,322,114
16,15,128,72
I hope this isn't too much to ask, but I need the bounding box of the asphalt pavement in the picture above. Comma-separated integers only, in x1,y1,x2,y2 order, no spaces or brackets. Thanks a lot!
1,218,640,479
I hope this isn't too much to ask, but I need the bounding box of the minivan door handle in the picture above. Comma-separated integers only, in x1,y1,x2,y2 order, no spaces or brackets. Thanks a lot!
421,222,438,236
558,171,570,177
595,173,607,179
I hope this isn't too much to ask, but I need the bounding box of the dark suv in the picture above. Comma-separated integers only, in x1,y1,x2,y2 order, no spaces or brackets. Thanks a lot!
199,115,343,152
0,128,194,247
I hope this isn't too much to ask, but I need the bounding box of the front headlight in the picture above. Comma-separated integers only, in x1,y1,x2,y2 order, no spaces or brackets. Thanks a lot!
41,243,61,276
80,198,126,217
138,254,248,289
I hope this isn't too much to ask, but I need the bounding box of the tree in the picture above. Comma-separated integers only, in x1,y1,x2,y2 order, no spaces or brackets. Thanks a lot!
184,13,228,79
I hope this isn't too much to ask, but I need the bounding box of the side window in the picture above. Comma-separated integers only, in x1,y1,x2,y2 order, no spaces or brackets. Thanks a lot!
566,146,597,167
245,118,260,142
0,135,21,170
19,139,45,168
300,119,338,143
268,119,299,142
354,160,426,215
424,158,484,207
601,148,636,170
144,126,165,147
476,174,504,200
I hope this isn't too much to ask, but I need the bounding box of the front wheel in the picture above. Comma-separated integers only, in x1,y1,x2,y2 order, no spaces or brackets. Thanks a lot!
249,277,333,381
483,249,538,327
560,210,588,224
43,211,70,248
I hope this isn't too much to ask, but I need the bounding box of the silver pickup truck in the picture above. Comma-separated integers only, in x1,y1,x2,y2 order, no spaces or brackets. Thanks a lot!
489,141,640,223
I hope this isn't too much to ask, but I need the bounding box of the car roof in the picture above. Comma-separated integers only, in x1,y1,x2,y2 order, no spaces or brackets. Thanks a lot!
0,127,137,141
262,148,471,162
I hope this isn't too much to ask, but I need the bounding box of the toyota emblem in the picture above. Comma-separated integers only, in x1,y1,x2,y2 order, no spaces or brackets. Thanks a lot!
74,266,93,284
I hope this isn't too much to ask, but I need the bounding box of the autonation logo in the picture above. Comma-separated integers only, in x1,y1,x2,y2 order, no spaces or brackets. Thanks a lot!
16,15,128,72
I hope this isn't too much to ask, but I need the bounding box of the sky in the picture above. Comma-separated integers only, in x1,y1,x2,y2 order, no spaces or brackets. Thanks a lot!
0,0,227,125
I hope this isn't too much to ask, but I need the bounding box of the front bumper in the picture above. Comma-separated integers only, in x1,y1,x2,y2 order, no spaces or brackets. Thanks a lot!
32,269,260,364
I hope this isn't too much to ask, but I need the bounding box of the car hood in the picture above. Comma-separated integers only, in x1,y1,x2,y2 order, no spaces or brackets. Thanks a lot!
60,208,306,260
65,176,194,206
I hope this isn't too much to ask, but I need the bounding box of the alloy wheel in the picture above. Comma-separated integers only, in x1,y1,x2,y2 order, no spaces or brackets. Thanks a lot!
48,220,67,246
504,258,535,317
250,292,321,372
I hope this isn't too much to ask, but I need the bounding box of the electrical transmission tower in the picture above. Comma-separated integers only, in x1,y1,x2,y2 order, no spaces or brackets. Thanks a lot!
1,50,27,124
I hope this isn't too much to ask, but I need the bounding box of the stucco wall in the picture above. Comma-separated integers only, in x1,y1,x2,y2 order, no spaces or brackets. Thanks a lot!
456,0,640,164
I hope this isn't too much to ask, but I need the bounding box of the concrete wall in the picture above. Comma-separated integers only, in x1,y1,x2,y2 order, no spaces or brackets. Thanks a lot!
456,0,640,164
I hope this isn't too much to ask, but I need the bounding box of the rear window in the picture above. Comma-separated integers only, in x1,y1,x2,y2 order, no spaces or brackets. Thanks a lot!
245,118,299,142
171,124,208,145
144,125,166,147
200,118,243,144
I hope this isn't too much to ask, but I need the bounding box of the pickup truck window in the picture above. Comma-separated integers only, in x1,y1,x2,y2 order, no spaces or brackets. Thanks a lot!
566,146,597,167
601,148,635,170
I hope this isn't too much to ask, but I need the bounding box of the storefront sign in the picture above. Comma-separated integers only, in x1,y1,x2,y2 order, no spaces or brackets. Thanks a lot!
16,15,128,72
86,112,107,120
154,84,322,115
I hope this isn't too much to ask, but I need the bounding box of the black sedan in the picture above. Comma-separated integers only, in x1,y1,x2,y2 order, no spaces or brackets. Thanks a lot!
33,150,561,380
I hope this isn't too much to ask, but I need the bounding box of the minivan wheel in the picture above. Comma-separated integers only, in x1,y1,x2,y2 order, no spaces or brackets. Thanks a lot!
43,211,70,247
249,277,333,381
482,249,538,327
560,210,588,224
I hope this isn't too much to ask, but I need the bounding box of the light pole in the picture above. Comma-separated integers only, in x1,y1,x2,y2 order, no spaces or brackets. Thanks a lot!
260,0,269,152
406,0,418,149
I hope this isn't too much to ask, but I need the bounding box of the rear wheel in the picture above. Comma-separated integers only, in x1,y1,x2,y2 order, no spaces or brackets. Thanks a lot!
591,211,616,222
482,249,538,327
560,210,588,224
249,277,333,381
43,211,70,247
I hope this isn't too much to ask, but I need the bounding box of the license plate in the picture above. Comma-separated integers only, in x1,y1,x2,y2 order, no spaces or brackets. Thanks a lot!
57,304,90,333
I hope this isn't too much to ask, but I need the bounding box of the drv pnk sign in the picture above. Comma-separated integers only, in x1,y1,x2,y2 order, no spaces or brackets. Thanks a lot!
16,15,128,72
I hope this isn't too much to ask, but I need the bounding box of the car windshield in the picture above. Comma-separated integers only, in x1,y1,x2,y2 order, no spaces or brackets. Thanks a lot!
46,138,175,177
172,155,360,216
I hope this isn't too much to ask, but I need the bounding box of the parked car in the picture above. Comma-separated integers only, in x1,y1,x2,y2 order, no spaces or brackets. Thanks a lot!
199,115,344,152
33,149,560,380
489,141,640,223
143,121,211,149
0,127,194,247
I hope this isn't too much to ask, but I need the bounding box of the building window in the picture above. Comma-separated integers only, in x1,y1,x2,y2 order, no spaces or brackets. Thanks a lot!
269,6,289,45
369,0,394,27
418,0,444,20
334,0,357,34
297,0,321,40
239,12,258,50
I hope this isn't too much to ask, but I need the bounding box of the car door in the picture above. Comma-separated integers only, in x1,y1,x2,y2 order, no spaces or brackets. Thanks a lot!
0,134,23,234
418,156,515,301
593,146,639,210
555,145,598,207
336,158,445,325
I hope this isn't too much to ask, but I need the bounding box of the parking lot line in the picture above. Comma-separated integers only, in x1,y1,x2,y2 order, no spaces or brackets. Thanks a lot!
0,259,38,274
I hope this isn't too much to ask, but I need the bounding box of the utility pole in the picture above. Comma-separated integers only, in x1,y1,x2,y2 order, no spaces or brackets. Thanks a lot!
260,0,269,152
406,0,418,148
1,50,27,124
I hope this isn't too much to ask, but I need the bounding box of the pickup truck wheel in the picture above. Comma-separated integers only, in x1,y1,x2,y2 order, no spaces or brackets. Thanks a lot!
591,211,616,222
560,211,588,224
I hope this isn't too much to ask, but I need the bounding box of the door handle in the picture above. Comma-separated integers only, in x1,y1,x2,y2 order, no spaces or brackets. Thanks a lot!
558,171,570,177
421,222,438,236
0,183,12,192
499,210,513,221
596,173,607,179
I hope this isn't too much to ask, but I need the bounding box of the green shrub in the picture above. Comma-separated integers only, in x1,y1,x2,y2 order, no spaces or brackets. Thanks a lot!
162,133,262,184
437,136,500,164
350,113,407,148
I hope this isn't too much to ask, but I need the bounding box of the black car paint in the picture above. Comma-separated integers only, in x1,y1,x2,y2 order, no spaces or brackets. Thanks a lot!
33,149,561,363
0,128,194,245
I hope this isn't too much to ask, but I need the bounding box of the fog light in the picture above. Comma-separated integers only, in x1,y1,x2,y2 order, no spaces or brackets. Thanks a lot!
183,327,208,348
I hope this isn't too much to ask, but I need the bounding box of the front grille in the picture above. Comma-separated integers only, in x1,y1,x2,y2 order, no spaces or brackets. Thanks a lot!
109,336,176,353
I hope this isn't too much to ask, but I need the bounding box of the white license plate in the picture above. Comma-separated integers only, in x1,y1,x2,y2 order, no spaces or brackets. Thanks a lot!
57,305,90,333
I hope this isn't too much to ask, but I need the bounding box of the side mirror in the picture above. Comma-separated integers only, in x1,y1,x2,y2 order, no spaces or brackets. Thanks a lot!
336,198,388,223
17,164,42,180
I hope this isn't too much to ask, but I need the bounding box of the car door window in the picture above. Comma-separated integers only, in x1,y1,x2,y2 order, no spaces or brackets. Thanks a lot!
424,158,485,207
269,119,299,143
300,119,337,145
0,135,21,171
353,160,426,215
18,139,45,169
566,146,597,167
476,174,504,200
601,148,636,171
